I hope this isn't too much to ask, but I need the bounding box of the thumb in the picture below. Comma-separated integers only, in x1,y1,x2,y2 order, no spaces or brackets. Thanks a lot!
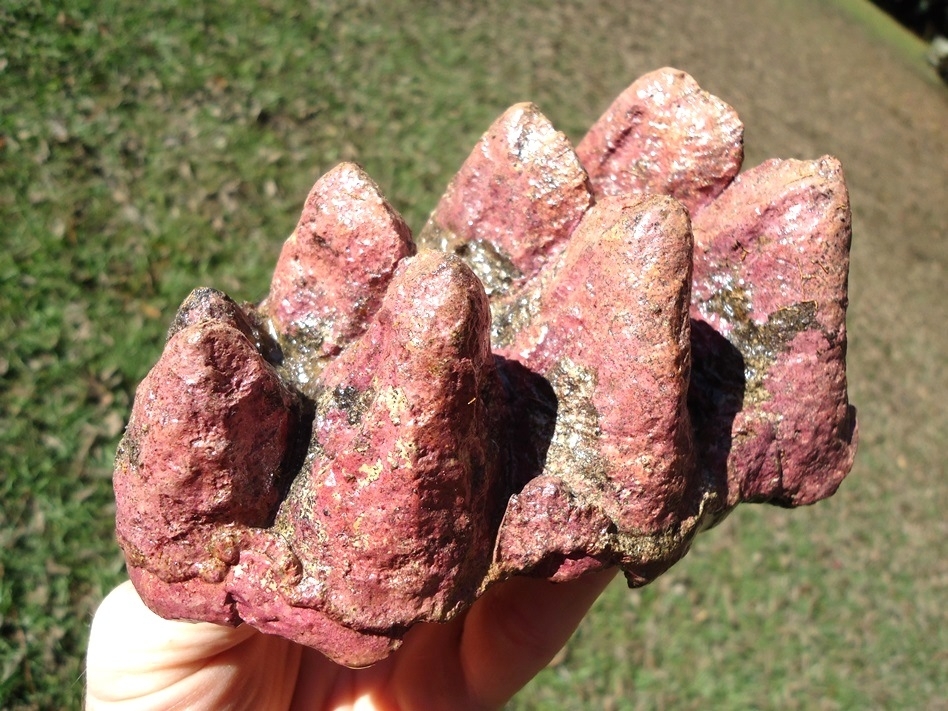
85,580,300,710
457,569,617,708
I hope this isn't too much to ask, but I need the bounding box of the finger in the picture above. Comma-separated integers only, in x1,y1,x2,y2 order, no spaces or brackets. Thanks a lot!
85,580,301,710
382,605,468,710
458,569,617,710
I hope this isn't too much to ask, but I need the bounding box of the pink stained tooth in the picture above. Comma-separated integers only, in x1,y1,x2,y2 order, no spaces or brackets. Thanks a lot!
113,69,857,663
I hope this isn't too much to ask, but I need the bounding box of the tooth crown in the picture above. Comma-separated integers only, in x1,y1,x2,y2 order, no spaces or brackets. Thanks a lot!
114,68,857,667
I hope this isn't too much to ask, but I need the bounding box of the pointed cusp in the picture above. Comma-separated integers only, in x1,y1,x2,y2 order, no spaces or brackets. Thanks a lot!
496,195,696,539
113,318,300,624
577,67,744,215
418,102,592,298
263,162,416,383
278,250,503,631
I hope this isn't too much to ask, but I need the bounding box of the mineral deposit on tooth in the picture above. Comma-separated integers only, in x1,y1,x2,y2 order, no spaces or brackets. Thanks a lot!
417,102,593,297
114,67,857,667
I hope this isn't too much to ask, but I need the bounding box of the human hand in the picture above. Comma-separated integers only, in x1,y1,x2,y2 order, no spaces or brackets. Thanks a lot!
86,569,614,710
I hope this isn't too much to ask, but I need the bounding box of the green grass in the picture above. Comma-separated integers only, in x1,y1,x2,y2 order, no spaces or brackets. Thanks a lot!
2,0,946,708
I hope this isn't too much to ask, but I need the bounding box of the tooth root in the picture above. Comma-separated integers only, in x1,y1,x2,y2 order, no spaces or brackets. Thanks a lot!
224,532,403,668
498,195,695,536
279,250,502,630
577,67,744,215
689,156,857,507
418,102,592,297
263,162,416,368
493,475,613,582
